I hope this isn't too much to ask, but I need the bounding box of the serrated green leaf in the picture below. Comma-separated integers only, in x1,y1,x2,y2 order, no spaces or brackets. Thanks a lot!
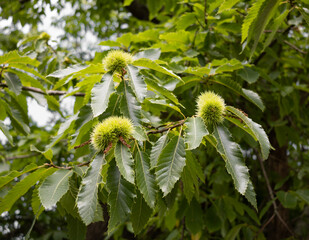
150,134,169,169
0,168,56,213
31,185,44,218
250,0,280,57
0,121,13,146
242,88,265,111
184,117,209,150
226,106,270,160
135,147,156,208
131,190,153,234
213,125,250,195
133,58,182,81
218,0,241,13
67,215,87,240
237,67,260,84
107,161,136,234
39,169,73,209
119,81,142,126
134,48,161,61
114,142,135,184
91,72,114,117
30,145,53,161
77,154,104,225
47,64,87,78
244,180,257,210
277,191,297,209
0,163,38,188
241,0,266,43
144,77,180,106
4,72,22,95
155,133,186,196
127,65,147,101
0,50,39,66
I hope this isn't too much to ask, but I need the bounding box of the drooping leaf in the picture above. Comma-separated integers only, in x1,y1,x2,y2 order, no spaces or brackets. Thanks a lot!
226,106,270,160
135,147,157,208
150,133,169,169
0,163,38,188
107,161,136,233
242,88,265,111
213,125,250,195
114,142,135,184
0,50,39,66
4,72,22,95
133,58,182,81
244,180,257,210
131,190,153,235
77,154,104,225
119,81,142,126
67,215,87,240
39,169,73,209
47,64,87,78
31,185,44,218
0,168,57,213
91,72,114,117
127,65,147,101
184,117,209,150
0,120,14,146
155,133,186,196
241,0,266,43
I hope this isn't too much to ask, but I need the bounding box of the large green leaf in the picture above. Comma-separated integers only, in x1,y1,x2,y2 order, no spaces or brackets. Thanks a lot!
39,169,73,209
150,133,169,169
47,64,87,78
119,81,142,126
184,117,209,150
127,65,147,101
114,142,135,184
155,133,186,196
131,191,153,235
226,106,270,160
107,161,136,233
91,73,114,117
77,154,104,225
213,125,250,195
0,50,39,66
135,147,157,208
0,168,56,213
0,163,38,188
133,58,182,81
241,0,266,43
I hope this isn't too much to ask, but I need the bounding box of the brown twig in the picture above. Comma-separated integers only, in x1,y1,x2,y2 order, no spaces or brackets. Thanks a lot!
257,151,295,237
283,40,307,54
74,140,91,149
104,142,113,154
119,136,131,148
43,161,90,170
0,83,85,96
256,213,275,238
147,119,186,134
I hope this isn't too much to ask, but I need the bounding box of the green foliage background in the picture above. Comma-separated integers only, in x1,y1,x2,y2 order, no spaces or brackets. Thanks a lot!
0,0,309,239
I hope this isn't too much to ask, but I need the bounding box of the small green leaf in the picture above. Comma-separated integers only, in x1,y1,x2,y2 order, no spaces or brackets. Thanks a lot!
295,189,309,205
156,133,186,196
0,121,14,146
91,73,115,117
150,134,169,169
119,81,142,126
277,191,297,209
114,142,135,184
47,64,87,78
77,154,104,225
131,191,153,235
39,169,73,209
30,145,53,161
218,0,241,13
4,72,22,95
184,117,209,150
237,67,260,84
134,48,161,61
135,147,157,208
127,65,147,101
